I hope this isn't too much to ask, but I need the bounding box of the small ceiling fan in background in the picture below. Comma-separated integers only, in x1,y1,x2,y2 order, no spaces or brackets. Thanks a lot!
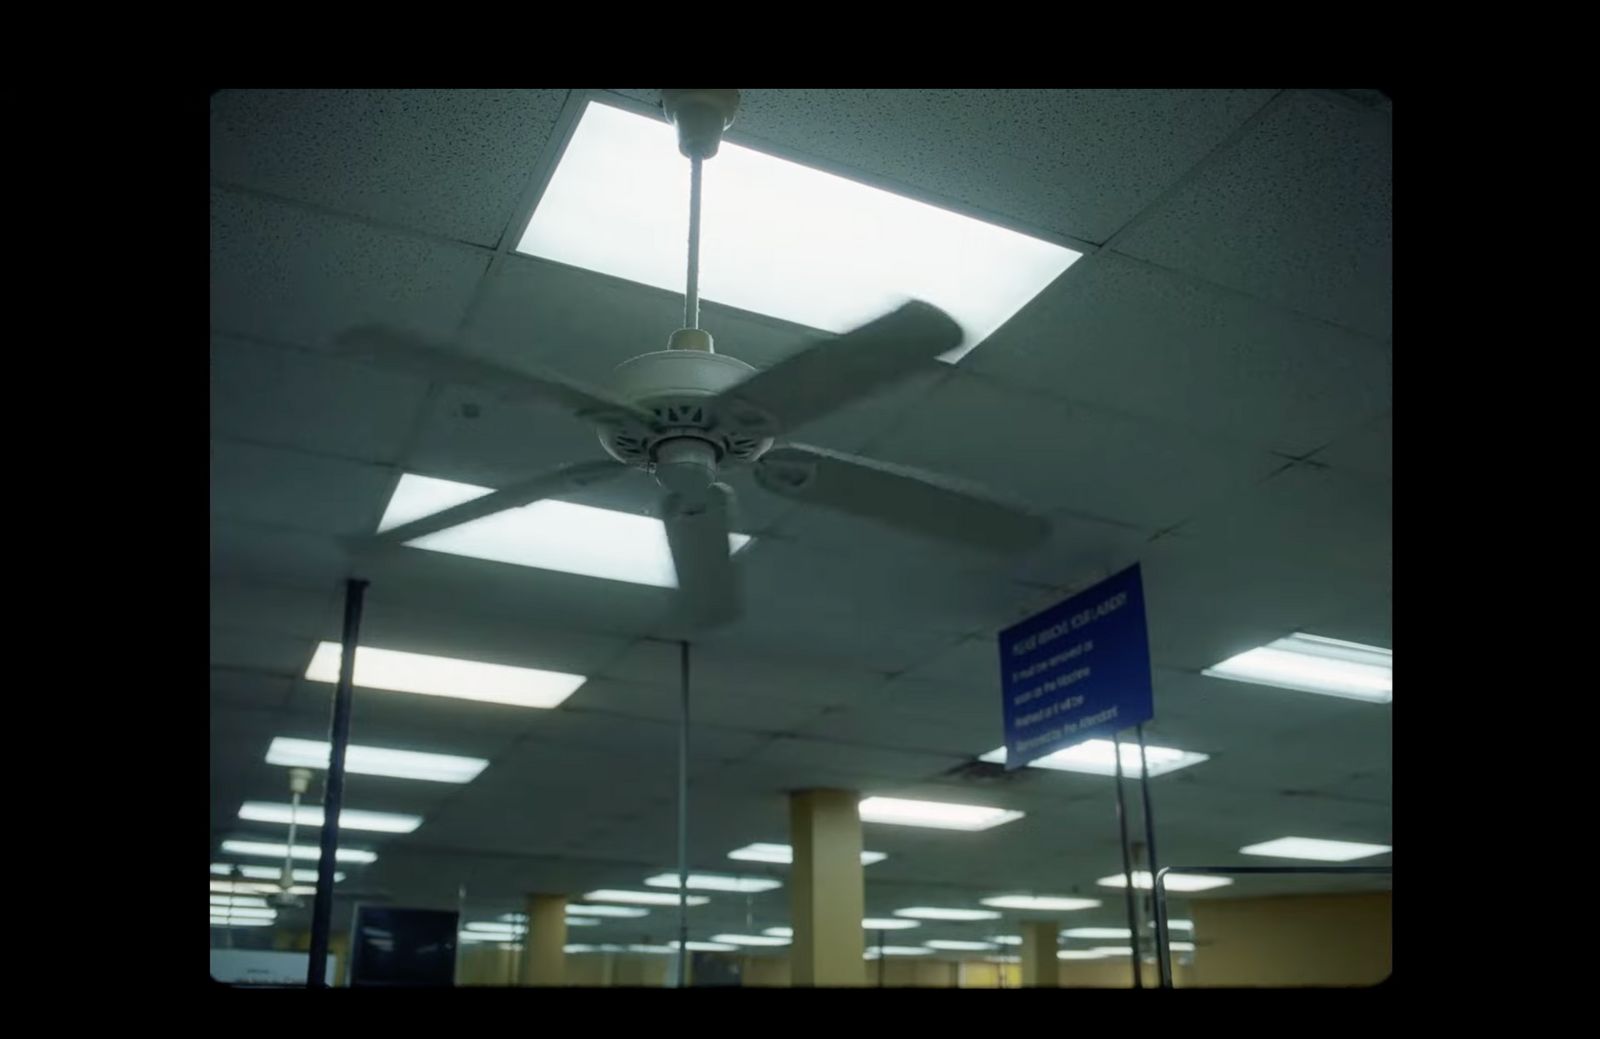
338,89,1050,627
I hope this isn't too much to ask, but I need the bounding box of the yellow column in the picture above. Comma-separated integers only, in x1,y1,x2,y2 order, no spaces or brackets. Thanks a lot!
518,894,568,986
1019,919,1060,986
1190,891,1391,986
789,789,866,986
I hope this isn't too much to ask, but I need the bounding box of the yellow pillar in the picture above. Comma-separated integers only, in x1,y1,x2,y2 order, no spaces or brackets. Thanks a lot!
518,894,568,986
1020,920,1060,986
789,789,866,986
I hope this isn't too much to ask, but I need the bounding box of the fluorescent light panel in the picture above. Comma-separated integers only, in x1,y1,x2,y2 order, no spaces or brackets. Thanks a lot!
925,940,996,951
893,907,1001,922
1203,632,1392,703
210,895,269,908
266,737,487,784
643,872,781,893
865,946,932,957
583,889,710,907
211,916,274,927
1058,950,1108,961
306,641,585,710
980,739,1208,778
712,933,790,947
211,863,343,884
980,895,1101,912
861,918,919,930
859,796,1023,832
1240,836,1392,862
237,801,422,834
207,906,277,920
1063,927,1131,940
988,935,1023,946
1096,871,1233,893
378,474,751,588
563,904,650,919
517,100,1082,365
727,841,886,865
670,940,738,952
220,840,376,864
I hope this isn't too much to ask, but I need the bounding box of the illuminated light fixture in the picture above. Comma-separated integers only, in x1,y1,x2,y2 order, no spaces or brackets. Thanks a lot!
1203,633,1392,703
1063,927,1131,940
266,737,488,784
457,933,514,945
209,895,270,909
377,474,751,588
564,917,599,927
988,935,1023,946
517,100,1083,366
1092,945,1135,956
711,933,790,947
207,905,276,920
979,739,1208,778
865,946,933,958
583,889,710,907
925,940,997,951
210,880,291,896
305,640,586,710
465,922,521,935
980,895,1101,912
644,872,782,893
763,927,793,938
669,940,738,952
1239,837,1392,862
565,943,632,953
727,842,886,866
238,801,423,834
1168,942,1196,953
862,919,919,931
1165,919,1194,932
220,839,376,864
211,862,344,884
893,907,1001,922
211,916,274,927
626,944,676,955
858,796,1024,832
1096,871,1232,893
562,905,650,919
1058,950,1108,961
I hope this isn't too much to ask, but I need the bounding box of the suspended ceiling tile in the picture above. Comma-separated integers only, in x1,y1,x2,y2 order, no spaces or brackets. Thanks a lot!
1313,409,1392,480
211,336,429,465
966,253,1392,456
596,640,886,710
1113,90,1392,339
209,579,337,639
210,89,570,245
210,188,490,350
611,88,1277,245
210,439,394,536
210,520,353,589
210,626,319,676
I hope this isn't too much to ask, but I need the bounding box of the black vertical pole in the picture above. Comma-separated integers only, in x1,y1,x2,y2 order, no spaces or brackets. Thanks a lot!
307,577,368,987
1135,724,1170,988
877,929,886,986
1110,731,1143,988
677,640,691,988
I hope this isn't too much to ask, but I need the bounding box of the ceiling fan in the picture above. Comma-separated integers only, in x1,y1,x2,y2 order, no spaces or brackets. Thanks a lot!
338,89,1049,627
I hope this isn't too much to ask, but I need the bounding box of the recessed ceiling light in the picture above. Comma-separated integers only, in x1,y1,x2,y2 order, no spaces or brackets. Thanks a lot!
377,474,751,588
925,939,997,951
1239,837,1392,862
979,739,1208,778
864,946,933,957
858,796,1024,831
211,879,314,896
563,904,650,919
209,894,270,908
1063,927,1131,940
517,100,1083,366
643,873,782,893
1096,871,1232,893
457,933,515,945
237,801,423,834
1203,633,1392,703
220,839,376,864
987,935,1023,946
211,862,344,884
1165,919,1194,932
465,922,521,934
266,737,488,784
1057,950,1108,961
726,842,887,865
207,905,277,920
711,933,790,947
980,895,1101,912
626,944,677,955
583,889,710,907
1168,942,1196,953
305,640,586,710
861,918,920,930
893,907,1001,922
1091,945,1136,956
669,940,738,952
762,927,793,938
211,916,275,927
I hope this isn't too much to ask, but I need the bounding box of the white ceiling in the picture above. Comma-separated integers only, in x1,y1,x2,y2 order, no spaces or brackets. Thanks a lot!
210,88,1391,944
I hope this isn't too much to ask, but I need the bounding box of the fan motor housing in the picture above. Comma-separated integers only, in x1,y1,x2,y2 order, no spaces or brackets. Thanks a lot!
596,349,775,467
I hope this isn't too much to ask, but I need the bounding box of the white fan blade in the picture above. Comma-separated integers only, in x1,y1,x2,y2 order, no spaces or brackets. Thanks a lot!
715,301,962,436
753,443,1049,552
663,483,743,627
335,325,656,425
363,460,628,550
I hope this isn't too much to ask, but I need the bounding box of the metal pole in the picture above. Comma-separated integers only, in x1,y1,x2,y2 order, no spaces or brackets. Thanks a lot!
877,929,886,987
1110,731,1143,988
677,640,691,987
1135,724,1169,988
685,157,703,330
307,577,368,987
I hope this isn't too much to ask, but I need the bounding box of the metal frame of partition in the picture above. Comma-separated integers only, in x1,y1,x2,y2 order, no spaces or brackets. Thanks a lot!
1152,864,1393,987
